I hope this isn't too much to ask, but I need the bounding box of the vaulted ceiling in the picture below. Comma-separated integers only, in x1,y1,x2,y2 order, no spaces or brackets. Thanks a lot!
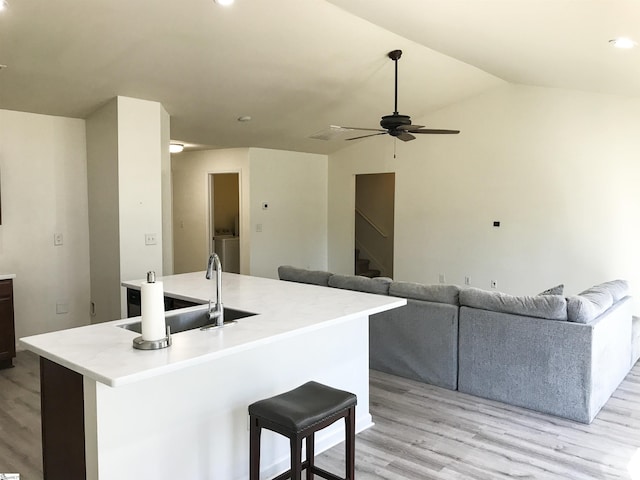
1,0,638,154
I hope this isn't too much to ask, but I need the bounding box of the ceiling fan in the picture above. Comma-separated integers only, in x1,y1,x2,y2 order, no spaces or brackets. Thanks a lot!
340,49,460,142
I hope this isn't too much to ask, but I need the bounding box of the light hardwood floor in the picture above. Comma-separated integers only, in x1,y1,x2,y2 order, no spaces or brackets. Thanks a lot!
2,351,639,479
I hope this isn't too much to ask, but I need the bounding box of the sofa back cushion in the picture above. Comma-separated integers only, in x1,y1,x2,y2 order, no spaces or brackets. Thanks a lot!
328,274,391,295
389,281,460,305
566,283,618,324
277,265,332,287
597,279,629,302
459,287,568,320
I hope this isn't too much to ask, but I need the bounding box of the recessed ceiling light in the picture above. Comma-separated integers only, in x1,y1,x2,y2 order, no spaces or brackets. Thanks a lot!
609,37,637,49
169,144,185,153
214,0,234,6
0,1,8,12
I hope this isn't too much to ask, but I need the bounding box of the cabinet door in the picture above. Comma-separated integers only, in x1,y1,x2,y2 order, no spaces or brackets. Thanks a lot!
0,279,15,364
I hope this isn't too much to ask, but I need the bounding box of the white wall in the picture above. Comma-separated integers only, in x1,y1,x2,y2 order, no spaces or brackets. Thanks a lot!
87,97,167,322
329,84,640,313
0,109,90,339
248,148,328,279
86,100,121,324
116,97,166,288
172,148,328,279
172,148,251,274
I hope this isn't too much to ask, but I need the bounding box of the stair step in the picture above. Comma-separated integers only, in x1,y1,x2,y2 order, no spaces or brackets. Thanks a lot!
359,269,381,278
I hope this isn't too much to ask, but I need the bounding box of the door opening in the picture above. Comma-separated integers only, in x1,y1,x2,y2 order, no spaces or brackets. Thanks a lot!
354,173,395,278
209,172,240,273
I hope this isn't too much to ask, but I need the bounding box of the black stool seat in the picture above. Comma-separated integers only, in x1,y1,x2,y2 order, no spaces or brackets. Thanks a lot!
249,381,357,432
249,381,357,480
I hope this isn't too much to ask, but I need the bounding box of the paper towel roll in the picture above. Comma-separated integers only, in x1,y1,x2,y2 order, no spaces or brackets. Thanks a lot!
141,280,166,341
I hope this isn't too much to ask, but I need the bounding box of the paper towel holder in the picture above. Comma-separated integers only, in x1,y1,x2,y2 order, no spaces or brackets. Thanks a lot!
132,325,172,350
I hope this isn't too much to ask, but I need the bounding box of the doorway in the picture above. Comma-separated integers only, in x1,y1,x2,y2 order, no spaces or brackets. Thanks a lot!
354,173,395,278
209,172,240,273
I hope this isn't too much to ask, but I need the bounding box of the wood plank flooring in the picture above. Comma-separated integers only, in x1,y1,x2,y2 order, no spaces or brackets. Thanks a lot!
1,351,639,479
318,367,640,480
0,352,42,479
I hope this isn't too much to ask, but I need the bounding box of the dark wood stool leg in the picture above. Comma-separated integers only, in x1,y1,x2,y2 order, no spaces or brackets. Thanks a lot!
345,407,356,480
291,435,303,480
306,433,315,480
250,416,261,480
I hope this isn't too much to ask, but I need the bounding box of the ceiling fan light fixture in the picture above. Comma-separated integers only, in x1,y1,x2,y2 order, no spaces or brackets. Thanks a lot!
169,143,184,153
609,37,637,49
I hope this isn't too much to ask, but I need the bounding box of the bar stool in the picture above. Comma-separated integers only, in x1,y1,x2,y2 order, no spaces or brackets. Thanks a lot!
248,381,357,480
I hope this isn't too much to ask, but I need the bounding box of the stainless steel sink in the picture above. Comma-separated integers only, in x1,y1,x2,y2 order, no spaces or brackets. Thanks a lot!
119,305,256,334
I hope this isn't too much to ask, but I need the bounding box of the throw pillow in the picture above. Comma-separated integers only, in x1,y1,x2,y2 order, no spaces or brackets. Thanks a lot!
539,284,564,296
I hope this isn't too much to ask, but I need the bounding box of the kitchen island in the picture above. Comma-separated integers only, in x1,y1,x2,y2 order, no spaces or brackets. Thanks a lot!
20,272,405,480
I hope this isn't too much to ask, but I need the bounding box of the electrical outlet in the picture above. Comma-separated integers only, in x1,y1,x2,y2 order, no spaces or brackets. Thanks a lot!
465,276,471,286
145,233,157,245
256,223,263,232
56,303,69,314
491,280,498,289
54,233,63,246
439,273,446,284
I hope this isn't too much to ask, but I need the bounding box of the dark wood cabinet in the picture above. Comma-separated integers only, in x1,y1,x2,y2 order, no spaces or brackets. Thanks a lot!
0,279,15,369
40,357,86,480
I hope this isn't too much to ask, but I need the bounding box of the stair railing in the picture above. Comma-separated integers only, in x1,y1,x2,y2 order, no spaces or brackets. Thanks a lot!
355,207,388,239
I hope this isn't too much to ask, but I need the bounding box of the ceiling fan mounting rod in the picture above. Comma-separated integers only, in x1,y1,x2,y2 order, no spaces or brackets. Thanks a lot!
388,50,402,115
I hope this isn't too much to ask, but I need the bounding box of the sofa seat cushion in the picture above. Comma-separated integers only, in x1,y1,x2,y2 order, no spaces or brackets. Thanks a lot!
277,265,332,287
459,287,567,320
328,274,391,295
389,281,460,305
567,285,614,324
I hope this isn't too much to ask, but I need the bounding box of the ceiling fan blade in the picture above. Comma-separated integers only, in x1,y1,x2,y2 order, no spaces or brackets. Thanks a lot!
346,132,388,141
396,124,425,132
341,126,387,133
397,132,416,142
412,129,460,134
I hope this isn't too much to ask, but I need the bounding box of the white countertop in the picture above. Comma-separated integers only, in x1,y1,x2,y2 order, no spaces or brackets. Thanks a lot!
20,272,405,387
0,274,16,280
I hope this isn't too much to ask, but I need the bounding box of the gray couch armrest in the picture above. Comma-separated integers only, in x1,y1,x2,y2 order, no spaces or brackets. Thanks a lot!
458,297,632,423
370,299,459,390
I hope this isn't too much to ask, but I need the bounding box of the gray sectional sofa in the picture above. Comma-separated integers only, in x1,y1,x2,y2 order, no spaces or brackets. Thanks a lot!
277,265,635,424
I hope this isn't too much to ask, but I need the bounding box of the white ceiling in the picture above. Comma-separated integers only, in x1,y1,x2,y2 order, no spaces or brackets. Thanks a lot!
1,0,639,154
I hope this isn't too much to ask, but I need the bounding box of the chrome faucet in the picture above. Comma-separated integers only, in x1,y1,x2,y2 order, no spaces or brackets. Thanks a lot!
205,252,224,327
